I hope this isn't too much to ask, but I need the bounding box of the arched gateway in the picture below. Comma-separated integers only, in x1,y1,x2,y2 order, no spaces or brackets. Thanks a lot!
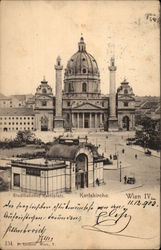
75,153,88,189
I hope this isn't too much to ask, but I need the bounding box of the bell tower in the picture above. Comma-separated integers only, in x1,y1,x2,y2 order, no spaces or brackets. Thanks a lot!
108,57,118,131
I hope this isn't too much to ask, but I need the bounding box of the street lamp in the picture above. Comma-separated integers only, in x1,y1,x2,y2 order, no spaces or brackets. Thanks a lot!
120,161,122,182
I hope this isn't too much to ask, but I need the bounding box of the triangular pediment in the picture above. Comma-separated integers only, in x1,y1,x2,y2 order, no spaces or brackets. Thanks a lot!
72,102,102,110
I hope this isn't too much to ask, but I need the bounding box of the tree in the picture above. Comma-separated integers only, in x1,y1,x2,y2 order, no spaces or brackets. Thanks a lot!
16,130,35,144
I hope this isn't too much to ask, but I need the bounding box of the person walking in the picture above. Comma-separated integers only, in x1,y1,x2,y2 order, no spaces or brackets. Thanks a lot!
124,175,127,184
96,178,100,186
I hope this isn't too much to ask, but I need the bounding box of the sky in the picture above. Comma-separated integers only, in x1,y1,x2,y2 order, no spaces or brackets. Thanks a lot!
0,0,160,96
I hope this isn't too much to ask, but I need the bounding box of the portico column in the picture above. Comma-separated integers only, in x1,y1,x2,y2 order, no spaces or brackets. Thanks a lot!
100,113,102,124
72,113,74,128
83,113,85,128
89,113,92,128
95,113,98,128
77,113,79,128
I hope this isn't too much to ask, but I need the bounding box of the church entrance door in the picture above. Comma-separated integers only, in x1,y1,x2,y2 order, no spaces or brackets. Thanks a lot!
41,116,48,131
122,116,130,131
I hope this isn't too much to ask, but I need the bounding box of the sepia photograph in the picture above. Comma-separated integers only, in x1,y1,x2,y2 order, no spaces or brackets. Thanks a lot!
0,0,160,249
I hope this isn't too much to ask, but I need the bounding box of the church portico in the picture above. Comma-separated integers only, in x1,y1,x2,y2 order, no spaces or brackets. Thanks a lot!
71,111,104,130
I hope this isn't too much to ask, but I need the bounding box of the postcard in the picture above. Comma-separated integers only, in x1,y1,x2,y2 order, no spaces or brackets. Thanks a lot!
0,0,160,249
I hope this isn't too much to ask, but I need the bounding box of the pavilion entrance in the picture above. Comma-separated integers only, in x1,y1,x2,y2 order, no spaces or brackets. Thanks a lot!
75,154,88,189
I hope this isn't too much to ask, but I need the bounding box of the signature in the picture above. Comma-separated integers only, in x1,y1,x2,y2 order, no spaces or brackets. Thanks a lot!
17,233,54,246
82,207,153,239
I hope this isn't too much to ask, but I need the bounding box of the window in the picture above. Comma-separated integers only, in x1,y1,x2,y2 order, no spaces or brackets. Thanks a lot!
42,101,47,106
124,102,128,107
32,117,34,120
67,113,70,120
4,117,6,120
68,82,73,92
42,88,47,94
20,117,22,120
67,101,70,106
16,117,18,120
20,122,22,125
124,89,128,94
24,122,26,125
24,117,26,120
16,122,18,125
19,103,21,107
12,117,14,119
102,102,104,107
9,117,11,120
13,173,20,187
83,68,86,74
9,122,11,125
28,122,30,125
82,82,87,92
16,128,18,130
28,117,30,120
12,122,14,125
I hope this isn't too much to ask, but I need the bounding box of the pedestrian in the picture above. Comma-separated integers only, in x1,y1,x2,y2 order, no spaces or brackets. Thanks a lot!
96,178,100,186
110,154,112,160
124,175,127,184
135,154,137,159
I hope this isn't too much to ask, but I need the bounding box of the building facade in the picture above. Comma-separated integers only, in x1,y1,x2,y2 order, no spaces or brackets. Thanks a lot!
0,36,136,132
117,79,135,131
0,108,35,132
11,138,104,194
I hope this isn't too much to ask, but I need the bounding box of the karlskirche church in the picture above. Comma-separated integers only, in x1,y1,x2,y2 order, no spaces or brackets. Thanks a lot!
0,36,135,132
34,36,135,132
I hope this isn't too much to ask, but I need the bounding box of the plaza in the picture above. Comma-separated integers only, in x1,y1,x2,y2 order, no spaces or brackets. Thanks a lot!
0,130,160,195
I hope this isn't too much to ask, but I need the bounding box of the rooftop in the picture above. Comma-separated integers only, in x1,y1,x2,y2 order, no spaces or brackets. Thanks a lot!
11,158,66,170
0,107,34,116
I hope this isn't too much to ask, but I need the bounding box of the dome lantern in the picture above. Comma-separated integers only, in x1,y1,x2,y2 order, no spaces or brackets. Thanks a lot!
78,36,86,52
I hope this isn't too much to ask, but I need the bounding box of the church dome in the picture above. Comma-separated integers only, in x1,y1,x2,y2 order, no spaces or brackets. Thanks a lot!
64,37,100,78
